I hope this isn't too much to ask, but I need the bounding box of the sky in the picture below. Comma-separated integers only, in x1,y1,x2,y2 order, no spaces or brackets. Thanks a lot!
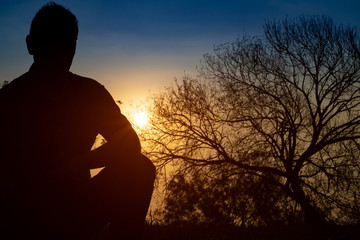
1,0,360,114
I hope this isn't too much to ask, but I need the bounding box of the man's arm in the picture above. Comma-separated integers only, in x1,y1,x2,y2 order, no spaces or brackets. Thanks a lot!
82,82,141,169
87,119,141,169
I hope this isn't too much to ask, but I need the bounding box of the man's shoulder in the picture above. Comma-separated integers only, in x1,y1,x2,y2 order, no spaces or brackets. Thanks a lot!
69,72,103,88
68,72,109,95
68,72,113,103
0,72,30,96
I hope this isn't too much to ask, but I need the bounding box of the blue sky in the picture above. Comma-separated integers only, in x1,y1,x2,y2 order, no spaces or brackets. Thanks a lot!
1,0,360,113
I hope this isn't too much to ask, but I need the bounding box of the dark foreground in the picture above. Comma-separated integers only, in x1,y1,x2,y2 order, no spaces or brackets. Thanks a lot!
143,223,360,240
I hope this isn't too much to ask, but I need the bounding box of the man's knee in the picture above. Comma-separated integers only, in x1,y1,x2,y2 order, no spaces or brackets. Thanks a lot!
98,154,155,190
139,154,156,183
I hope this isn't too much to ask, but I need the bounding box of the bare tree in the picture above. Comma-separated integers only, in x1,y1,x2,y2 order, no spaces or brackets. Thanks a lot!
141,15,360,225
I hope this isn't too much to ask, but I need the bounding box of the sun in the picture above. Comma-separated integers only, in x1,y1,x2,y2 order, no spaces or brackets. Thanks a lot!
134,111,148,128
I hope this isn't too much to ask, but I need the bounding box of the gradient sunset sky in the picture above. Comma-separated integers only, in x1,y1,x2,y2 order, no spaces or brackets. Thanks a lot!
1,0,360,114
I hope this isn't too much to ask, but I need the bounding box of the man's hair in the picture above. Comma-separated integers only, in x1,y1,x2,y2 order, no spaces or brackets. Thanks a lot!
29,2,78,44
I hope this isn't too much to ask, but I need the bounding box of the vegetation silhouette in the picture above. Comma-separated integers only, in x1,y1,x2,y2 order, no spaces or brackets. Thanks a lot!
0,2,155,240
140,15,360,233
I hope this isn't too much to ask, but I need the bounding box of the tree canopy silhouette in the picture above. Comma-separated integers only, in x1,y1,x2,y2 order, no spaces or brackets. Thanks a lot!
141,15,360,225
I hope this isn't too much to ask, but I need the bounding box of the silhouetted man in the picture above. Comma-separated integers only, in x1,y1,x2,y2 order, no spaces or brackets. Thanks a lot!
0,3,155,240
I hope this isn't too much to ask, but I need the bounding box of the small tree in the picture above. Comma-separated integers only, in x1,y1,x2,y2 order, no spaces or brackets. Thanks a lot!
142,15,360,225
162,168,301,226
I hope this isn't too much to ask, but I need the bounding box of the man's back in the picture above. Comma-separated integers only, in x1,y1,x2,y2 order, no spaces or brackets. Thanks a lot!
0,66,123,237
1,68,98,182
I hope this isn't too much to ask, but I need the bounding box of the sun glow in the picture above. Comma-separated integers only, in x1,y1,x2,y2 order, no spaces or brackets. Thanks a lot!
134,111,149,128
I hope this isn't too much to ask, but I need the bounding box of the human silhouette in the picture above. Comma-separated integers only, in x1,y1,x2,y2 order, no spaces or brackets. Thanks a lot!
0,2,155,240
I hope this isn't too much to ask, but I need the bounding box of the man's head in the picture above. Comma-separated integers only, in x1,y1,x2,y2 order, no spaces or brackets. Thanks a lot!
26,2,78,71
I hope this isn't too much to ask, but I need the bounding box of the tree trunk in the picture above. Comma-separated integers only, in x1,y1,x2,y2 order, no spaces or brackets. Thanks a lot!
289,178,327,226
